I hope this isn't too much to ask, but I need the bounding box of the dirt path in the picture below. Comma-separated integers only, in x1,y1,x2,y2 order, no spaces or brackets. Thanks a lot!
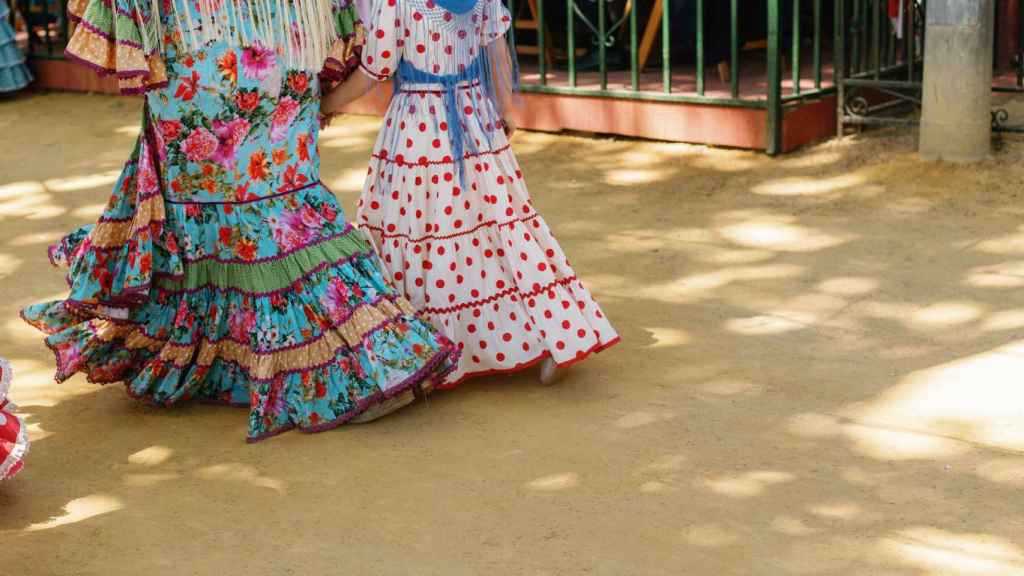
4,92,1024,575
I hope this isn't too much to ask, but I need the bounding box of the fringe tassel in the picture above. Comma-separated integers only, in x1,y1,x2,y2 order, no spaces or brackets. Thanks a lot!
155,0,340,73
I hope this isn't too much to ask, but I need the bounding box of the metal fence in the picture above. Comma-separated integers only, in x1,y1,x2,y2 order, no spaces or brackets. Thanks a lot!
836,0,1024,133
511,0,839,152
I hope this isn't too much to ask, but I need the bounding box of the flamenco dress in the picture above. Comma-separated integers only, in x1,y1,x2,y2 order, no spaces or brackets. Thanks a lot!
21,0,459,441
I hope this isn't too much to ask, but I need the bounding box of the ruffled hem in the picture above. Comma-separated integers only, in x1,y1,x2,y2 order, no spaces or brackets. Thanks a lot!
245,343,457,442
64,0,168,95
0,414,29,480
438,336,619,390
23,219,461,441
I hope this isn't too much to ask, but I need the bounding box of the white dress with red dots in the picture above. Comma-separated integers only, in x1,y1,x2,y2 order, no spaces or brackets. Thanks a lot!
0,358,27,480
356,0,619,387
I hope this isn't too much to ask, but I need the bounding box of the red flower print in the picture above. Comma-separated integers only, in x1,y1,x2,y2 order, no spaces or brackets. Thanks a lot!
140,252,152,274
217,51,238,85
218,226,233,246
321,203,337,222
248,150,270,181
288,72,309,95
272,147,289,166
160,120,183,142
235,237,257,261
296,133,311,163
175,70,200,101
277,165,308,192
235,182,252,202
236,90,260,113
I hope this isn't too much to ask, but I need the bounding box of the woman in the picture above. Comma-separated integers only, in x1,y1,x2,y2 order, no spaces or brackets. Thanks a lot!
321,0,618,388
0,0,32,92
21,0,459,442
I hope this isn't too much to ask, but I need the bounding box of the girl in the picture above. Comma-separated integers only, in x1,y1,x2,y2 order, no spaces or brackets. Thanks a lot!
321,0,618,387
21,0,459,441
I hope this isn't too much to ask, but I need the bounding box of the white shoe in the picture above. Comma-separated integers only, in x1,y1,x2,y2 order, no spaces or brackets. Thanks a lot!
538,357,561,386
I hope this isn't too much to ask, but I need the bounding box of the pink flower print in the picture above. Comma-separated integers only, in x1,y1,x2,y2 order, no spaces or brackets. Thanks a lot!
270,97,301,142
272,210,310,251
321,276,352,323
241,42,276,81
229,308,257,343
180,127,218,162
211,118,252,169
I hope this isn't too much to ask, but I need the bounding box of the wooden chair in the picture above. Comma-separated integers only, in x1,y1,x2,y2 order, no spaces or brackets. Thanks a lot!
514,0,555,67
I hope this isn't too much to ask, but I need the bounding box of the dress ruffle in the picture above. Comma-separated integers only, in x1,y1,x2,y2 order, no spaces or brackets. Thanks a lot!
65,0,168,95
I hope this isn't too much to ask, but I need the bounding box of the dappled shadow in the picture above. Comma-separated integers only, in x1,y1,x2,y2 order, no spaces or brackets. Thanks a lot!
4,91,1024,574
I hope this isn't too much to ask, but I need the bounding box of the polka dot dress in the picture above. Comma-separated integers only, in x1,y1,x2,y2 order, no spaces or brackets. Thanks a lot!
356,0,619,387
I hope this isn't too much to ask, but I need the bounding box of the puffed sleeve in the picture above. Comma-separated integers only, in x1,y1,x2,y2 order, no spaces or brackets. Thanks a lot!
358,0,400,80
320,0,364,85
65,0,168,94
480,0,511,45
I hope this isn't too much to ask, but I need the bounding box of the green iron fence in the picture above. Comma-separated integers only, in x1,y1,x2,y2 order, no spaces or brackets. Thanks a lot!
511,0,839,153
836,0,1024,133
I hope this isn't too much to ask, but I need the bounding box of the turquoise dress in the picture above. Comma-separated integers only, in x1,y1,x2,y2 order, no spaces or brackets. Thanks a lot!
21,0,458,441
0,0,31,92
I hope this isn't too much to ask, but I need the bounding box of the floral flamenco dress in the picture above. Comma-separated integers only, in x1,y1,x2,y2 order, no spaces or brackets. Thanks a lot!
355,0,618,387
21,0,459,442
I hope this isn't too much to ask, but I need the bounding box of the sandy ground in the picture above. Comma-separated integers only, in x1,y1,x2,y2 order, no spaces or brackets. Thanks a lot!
5,92,1024,575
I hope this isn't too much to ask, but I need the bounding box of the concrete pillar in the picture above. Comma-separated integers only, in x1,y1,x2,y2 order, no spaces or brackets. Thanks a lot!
919,0,995,163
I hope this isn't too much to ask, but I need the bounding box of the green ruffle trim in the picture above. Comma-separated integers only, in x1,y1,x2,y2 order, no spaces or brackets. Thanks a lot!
155,229,373,293
334,3,359,37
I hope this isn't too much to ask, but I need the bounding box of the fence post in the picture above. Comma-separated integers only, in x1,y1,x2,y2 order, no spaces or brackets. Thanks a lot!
766,0,783,154
919,0,995,163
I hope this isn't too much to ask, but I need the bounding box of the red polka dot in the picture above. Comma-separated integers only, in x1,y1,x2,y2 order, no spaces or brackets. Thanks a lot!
394,271,403,281
415,278,424,287
435,279,445,288
561,320,571,329
496,353,506,362
522,343,530,351
538,263,547,272
467,324,477,333
479,340,488,349
577,329,587,338
375,29,385,38
502,333,512,342
556,341,566,350
381,50,391,59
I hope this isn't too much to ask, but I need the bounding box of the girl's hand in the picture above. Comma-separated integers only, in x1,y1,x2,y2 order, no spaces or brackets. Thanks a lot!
502,116,517,139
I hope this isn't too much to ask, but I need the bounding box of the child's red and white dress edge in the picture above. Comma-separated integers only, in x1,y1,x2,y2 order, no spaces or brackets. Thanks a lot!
355,0,619,387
